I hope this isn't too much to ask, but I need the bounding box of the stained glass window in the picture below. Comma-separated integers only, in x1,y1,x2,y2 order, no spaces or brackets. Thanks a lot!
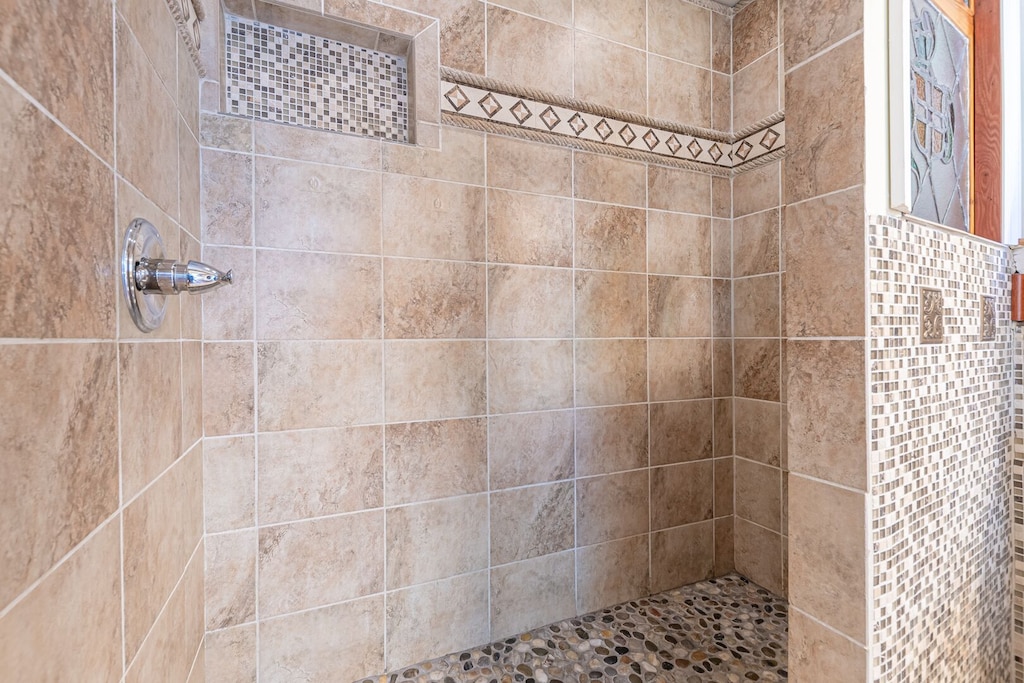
908,0,972,231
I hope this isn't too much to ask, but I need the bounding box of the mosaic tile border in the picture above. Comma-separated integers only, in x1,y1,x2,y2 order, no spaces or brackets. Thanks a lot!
224,14,409,141
441,70,784,174
869,214,1014,683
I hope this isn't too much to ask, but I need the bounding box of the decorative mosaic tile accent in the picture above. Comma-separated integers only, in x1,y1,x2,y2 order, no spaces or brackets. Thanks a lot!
869,215,1013,683
224,14,408,141
441,79,783,171
357,574,788,683
919,287,945,343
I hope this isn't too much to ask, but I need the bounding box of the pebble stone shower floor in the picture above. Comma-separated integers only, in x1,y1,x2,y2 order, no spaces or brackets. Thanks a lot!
356,574,788,683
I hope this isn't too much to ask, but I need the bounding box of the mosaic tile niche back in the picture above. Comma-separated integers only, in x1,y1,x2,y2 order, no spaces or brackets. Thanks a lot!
224,14,408,141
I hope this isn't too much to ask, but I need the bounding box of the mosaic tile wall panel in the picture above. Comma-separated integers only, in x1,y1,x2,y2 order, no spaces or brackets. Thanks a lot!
1015,323,1024,682
224,14,408,141
869,215,1013,682
441,77,784,171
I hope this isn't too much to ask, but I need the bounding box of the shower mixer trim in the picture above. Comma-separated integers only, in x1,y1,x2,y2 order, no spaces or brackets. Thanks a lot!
121,218,233,333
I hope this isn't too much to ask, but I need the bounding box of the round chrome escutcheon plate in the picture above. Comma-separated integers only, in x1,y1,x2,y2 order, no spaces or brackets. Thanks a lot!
121,218,168,333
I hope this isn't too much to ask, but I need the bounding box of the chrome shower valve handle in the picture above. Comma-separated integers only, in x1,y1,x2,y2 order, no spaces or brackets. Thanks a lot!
121,218,233,332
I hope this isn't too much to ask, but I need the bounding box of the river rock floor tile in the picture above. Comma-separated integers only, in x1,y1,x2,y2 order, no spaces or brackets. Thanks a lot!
357,574,787,683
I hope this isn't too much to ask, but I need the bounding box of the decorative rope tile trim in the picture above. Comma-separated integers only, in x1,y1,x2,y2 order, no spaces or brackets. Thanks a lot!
441,71,784,174
165,0,206,76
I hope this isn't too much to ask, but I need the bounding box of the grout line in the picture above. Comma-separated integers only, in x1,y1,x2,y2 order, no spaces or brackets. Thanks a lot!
783,29,863,76
248,117,261,682
378,135,389,669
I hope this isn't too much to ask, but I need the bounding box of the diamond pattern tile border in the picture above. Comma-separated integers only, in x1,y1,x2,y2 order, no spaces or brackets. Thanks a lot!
441,79,784,171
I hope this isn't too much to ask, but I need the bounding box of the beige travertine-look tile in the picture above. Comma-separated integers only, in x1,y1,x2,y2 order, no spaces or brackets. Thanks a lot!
713,278,732,338
205,530,256,630
576,535,650,613
386,341,487,421
789,609,869,680
734,339,780,401
260,596,385,683
382,175,485,260
714,398,734,458
787,340,866,489
0,519,121,682
381,0,485,73
0,343,118,607
733,49,780,131
487,135,572,196
576,404,648,477
785,36,865,204
714,457,734,516
126,550,204,683
734,398,782,466
487,265,573,338
488,340,574,414
258,341,383,431
713,338,733,398
733,274,780,338
650,400,713,465
648,165,711,215
714,517,735,575
487,6,573,94
203,342,255,436
575,271,647,338
383,125,484,184
575,339,648,407
491,551,576,639
488,190,574,267
734,517,783,596
181,340,203,448
255,119,381,171
647,56,712,127
575,202,647,272
385,572,489,670
574,0,645,48
573,32,646,114
788,475,867,642
120,342,183,498
201,113,253,152
649,276,713,338
258,251,382,340
387,495,489,588
490,0,572,24
647,0,710,67
577,470,649,546
649,338,713,402
651,462,714,530
0,79,116,340
489,410,575,489
206,624,257,683
785,186,866,337
712,71,731,131
123,448,203,661
0,0,114,159
734,458,782,532
201,149,253,246
783,0,863,70
256,157,380,254
733,209,780,277
732,0,778,72
490,482,575,565
203,245,254,340
574,153,647,207
648,212,711,277
259,426,382,524
384,258,485,339
733,161,779,217
116,18,178,218
204,436,255,533
386,418,487,505
651,522,715,593
259,511,384,617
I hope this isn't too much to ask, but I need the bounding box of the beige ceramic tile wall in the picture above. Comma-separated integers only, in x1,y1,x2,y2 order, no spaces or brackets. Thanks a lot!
199,4,731,674
727,0,786,599
0,1,205,681
782,0,870,680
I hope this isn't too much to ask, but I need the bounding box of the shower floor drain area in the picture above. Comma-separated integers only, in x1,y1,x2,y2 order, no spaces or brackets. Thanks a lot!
356,574,788,683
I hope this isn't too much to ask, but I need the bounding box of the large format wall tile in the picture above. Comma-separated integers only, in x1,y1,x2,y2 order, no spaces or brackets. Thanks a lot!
487,7,572,95
0,79,115,339
491,551,576,639
0,343,118,607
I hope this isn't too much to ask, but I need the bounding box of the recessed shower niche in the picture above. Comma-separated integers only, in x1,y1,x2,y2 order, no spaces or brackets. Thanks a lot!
213,0,441,146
